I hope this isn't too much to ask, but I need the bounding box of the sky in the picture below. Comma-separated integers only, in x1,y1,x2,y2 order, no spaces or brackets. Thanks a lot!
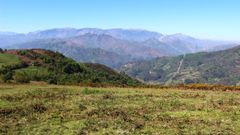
0,0,239,41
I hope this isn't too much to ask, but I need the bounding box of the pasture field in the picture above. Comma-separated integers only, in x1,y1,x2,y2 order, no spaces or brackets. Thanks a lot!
0,84,240,134
0,53,20,67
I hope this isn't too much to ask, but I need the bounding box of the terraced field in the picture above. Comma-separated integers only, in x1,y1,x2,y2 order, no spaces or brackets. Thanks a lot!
0,84,240,134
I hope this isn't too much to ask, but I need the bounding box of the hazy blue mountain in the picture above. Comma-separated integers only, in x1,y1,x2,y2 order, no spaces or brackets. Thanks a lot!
1,28,236,52
67,34,168,59
104,28,162,41
27,28,163,42
207,44,239,52
0,28,238,66
0,28,162,49
9,39,132,68
0,34,28,48
159,33,234,53
141,38,183,55
27,28,81,39
0,32,18,36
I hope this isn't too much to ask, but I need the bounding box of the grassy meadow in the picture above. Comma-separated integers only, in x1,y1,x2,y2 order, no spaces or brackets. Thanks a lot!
0,53,20,67
0,84,240,134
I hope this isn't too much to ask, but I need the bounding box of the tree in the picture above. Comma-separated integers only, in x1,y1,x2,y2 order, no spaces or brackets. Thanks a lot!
63,63,82,74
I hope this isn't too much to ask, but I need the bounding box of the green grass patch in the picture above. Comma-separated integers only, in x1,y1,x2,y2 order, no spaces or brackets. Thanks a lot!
0,84,240,134
0,53,20,67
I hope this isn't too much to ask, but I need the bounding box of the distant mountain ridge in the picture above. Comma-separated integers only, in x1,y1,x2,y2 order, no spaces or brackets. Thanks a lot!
1,28,235,48
1,28,238,68
10,38,131,68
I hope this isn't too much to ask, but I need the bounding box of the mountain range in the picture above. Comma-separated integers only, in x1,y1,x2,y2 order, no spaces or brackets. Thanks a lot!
1,28,238,68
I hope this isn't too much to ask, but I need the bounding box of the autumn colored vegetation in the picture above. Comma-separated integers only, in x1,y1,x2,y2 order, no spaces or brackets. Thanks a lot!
143,84,240,91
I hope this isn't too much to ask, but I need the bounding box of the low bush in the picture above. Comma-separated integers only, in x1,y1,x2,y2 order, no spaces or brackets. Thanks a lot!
13,71,30,83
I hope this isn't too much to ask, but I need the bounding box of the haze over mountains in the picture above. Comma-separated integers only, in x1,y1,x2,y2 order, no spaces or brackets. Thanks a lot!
0,28,238,68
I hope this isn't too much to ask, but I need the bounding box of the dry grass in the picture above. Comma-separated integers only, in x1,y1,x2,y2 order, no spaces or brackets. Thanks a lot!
0,84,240,134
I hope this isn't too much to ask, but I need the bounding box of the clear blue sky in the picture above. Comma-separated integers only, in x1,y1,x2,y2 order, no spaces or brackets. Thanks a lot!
0,0,239,40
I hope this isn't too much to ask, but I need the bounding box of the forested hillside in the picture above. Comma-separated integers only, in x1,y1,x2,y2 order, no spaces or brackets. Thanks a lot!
0,49,141,86
121,46,240,85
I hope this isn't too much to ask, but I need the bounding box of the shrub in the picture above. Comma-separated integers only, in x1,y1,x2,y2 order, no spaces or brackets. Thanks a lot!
47,78,57,84
13,71,30,83
0,67,13,82
0,70,13,83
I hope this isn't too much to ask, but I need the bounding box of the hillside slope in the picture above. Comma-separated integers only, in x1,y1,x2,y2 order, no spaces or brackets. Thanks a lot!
0,49,141,86
121,45,240,85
